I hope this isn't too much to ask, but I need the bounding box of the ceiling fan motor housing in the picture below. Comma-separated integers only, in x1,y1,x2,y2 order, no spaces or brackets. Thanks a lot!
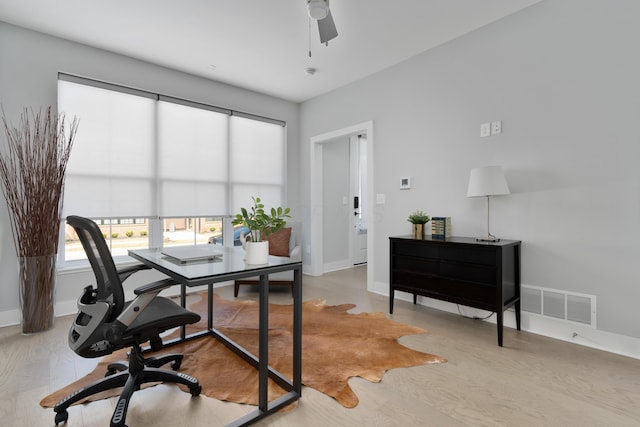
307,0,329,20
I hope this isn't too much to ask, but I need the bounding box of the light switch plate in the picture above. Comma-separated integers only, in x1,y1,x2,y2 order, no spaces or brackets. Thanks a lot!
491,121,502,135
375,193,386,204
480,123,491,137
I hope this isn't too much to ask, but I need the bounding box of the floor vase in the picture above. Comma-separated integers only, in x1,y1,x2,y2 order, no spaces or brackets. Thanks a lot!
18,254,56,334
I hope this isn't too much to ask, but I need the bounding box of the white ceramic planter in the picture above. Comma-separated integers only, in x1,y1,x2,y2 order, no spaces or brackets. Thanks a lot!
244,241,269,265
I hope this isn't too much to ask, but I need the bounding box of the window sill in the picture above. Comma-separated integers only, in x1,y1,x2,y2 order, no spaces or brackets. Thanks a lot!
57,256,142,275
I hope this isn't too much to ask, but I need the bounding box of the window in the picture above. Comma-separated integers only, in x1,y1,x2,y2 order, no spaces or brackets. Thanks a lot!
162,216,223,247
58,74,286,264
64,217,150,261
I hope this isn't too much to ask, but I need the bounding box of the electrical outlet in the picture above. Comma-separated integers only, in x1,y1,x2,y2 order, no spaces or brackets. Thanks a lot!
491,121,502,135
480,122,491,138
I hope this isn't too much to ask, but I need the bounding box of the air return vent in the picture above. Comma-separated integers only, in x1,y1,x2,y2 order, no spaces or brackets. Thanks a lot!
521,285,596,328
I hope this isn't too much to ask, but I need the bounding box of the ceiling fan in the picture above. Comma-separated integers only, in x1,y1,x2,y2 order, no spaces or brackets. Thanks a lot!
307,0,338,44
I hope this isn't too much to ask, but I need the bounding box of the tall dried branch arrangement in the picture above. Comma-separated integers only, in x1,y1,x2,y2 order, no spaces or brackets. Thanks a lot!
0,106,78,333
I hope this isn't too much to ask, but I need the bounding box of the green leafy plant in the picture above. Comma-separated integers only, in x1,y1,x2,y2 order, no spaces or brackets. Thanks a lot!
111,232,119,239
407,210,430,224
209,227,216,232
232,196,291,242
140,230,148,237
125,230,134,237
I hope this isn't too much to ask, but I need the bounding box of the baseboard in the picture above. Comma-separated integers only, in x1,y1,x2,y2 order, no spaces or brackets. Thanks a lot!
302,263,315,276
373,281,640,360
0,308,21,328
323,259,351,273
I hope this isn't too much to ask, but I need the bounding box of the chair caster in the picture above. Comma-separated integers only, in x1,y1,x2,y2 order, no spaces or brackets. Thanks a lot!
55,410,69,424
191,384,202,397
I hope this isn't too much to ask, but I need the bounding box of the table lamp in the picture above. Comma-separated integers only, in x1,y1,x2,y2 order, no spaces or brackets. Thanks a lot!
466,166,510,242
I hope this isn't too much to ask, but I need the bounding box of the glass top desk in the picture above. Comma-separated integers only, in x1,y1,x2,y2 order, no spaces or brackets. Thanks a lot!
128,245,302,427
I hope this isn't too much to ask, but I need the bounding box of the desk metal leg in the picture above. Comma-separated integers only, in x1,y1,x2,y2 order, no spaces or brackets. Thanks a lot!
293,266,302,393
258,273,269,412
180,284,186,340
192,264,302,427
208,283,213,331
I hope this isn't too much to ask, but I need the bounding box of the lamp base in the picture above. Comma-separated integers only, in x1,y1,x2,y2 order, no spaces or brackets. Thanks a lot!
476,236,500,242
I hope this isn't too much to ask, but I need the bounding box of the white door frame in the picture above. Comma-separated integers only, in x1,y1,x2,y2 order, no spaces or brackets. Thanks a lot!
309,121,374,292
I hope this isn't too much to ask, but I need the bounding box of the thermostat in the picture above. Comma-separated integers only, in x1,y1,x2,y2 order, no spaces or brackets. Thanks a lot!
400,176,411,190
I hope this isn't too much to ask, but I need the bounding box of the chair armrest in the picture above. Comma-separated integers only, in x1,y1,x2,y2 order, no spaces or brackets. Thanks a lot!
133,278,179,295
108,278,178,342
117,264,151,283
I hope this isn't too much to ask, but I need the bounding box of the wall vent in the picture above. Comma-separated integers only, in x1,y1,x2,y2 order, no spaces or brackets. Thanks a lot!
521,285,596,328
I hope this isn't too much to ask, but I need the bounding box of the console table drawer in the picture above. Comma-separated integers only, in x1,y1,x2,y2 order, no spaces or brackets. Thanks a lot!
393,255,496,285
392,272,495,306
391,240,439,258
439,246,496,265
392,256,439,275
439,262,496,285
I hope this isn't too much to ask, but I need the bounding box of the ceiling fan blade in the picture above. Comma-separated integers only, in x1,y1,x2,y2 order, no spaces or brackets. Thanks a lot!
318,9,338,43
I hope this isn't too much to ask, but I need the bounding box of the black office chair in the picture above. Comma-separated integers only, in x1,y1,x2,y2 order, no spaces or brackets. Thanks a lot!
54,215,202,427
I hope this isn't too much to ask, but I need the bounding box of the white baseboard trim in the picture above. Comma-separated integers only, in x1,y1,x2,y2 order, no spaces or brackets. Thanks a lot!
0,309,21,329
374,282,640,360
302,263,316,276
323,259,351,273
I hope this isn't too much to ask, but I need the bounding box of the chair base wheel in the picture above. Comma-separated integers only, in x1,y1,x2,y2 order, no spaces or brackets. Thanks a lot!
191,384,202,397
55,410,68,424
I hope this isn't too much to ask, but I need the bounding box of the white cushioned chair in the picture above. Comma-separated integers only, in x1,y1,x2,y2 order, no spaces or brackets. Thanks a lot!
234,222,301,297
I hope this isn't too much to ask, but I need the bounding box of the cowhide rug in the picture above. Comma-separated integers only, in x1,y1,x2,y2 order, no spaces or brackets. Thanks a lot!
41,293,445,409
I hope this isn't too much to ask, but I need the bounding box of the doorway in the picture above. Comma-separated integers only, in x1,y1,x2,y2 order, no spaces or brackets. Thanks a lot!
309,121,374,293
350,134,367,265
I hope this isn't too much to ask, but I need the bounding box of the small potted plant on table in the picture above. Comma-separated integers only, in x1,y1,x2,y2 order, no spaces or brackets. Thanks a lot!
407,210,430,239
233,196,291,264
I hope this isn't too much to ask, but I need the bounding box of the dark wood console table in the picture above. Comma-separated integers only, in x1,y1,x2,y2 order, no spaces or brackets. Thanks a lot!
389,235,521,346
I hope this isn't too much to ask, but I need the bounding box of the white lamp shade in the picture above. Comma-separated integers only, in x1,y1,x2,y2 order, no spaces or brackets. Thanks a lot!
467,166,510,197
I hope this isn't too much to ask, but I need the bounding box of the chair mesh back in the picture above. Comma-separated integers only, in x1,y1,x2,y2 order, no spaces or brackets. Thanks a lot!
67,216,125,320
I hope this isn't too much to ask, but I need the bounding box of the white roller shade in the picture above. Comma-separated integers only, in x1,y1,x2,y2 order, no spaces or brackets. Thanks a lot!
58,75,287,221
229,116,284,213
59,80,156,217
158,100,229,216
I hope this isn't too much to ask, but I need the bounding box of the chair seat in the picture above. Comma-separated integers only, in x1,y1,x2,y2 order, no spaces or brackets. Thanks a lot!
123,297,200,345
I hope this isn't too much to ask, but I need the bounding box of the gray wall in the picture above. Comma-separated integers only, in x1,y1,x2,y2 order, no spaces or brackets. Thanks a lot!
0,22,300,317
299,0,640,339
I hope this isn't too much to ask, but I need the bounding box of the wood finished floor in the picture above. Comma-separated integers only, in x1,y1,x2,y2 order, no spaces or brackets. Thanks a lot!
2,265,640,426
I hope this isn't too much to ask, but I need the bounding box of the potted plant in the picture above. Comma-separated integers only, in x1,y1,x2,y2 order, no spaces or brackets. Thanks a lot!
407,210,430,239
0,107,78,333
232,196,291,264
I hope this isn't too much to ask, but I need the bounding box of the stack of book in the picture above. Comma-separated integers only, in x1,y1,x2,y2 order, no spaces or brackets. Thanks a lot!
431,217,452,239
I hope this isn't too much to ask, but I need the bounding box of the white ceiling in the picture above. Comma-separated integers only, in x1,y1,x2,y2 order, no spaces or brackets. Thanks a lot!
0,0,542,103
